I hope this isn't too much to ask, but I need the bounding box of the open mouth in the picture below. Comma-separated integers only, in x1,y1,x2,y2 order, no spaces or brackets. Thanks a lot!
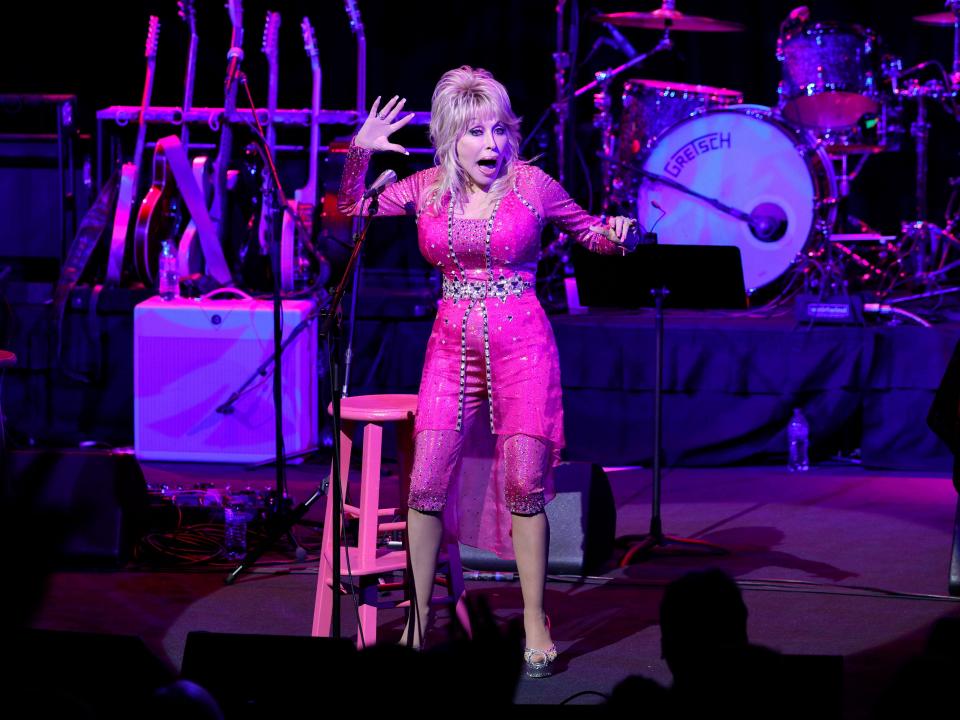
477,157,499,175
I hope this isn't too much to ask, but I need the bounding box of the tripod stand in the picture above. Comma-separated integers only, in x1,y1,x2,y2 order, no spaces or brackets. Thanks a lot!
571,243,746,564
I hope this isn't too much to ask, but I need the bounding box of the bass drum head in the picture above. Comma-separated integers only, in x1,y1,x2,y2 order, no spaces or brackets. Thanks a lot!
637,106,835,295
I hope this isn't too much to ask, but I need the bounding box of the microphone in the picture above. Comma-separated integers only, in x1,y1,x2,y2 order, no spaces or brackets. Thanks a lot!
602,23,638,60
363,169,397,199
649,200,667,234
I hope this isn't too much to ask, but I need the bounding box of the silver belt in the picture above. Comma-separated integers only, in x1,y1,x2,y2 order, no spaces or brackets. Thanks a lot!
442,274,534,303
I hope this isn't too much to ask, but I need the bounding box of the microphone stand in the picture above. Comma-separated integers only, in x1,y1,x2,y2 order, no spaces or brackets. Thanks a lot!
222,73,324,583
617,242,728,565
225,147,387,645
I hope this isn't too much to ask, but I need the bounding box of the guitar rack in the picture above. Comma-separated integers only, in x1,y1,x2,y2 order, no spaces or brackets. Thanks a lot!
95,105,433,190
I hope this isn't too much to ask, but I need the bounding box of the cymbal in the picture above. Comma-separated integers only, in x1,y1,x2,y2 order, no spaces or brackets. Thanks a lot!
914,12,960,26
594,10,745,33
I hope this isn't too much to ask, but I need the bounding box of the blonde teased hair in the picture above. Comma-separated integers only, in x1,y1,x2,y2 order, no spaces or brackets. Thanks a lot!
425,66,522,213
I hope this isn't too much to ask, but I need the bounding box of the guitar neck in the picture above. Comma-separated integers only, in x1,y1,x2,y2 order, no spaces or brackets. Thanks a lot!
132,57,157,178
302,64,321,203
213,24,243,235
181,32,199,146
265,60,279,152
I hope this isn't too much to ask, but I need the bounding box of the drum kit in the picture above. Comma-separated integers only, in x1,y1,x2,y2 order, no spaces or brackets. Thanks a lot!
586,2,960,306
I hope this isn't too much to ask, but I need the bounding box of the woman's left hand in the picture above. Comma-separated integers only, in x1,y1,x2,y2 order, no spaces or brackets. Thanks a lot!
590,215,636,249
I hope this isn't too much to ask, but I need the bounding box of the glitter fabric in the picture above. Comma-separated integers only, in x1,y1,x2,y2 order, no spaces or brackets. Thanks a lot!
339,147,619,558
501,434,549,515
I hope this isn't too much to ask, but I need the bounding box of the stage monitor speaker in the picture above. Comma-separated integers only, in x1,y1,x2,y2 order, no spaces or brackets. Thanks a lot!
134,296,318,462
3,448,148,566
781,654,843,720
10,629,172,718
458,462,615,575
926,338,960,595
181,631,356,715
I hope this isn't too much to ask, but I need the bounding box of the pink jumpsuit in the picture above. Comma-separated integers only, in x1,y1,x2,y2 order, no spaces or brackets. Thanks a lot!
339,145,619,558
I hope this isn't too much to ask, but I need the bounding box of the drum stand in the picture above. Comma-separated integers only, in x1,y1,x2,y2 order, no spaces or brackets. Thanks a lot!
577,34,672,210
896,0,960,283
897,84,947,283
825,149,892,293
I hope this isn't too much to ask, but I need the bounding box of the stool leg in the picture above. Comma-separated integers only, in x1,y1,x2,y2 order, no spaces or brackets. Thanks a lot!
395,416,415,516
313,419,355,637
357,422,383,561
357,603,379,649
354,422,383,646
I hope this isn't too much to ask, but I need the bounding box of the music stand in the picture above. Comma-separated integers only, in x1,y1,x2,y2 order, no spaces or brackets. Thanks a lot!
572,243,746,564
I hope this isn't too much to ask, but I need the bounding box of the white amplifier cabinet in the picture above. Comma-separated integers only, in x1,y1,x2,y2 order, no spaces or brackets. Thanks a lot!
134,294,318,462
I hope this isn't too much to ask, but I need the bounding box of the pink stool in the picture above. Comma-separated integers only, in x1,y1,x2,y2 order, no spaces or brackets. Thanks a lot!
312,393,469,648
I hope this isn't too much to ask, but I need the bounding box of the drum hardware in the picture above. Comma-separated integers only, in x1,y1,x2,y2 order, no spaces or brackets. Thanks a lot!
574,36,673,211
585,2,742,211
546,7,674,195
635,166,789,242
594,1,745,33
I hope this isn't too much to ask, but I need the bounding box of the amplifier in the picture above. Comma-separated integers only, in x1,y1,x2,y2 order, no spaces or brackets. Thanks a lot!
134,294,318,462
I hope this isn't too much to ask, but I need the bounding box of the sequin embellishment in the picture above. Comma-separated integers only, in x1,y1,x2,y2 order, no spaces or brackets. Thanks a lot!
445,195,507,432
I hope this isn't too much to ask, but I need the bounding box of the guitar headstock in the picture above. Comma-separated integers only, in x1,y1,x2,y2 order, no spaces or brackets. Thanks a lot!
177,0,196,36
145,16,161,60
301,17,319,68
344,0,365,35
262,11,280,64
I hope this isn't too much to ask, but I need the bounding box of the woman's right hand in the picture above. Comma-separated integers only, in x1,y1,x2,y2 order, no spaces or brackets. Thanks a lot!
353,95,416,155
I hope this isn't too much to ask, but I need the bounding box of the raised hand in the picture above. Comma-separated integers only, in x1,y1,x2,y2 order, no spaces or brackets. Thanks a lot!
353,95,416,154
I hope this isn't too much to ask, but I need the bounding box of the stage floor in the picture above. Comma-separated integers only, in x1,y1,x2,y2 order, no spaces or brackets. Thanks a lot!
23,458,960,718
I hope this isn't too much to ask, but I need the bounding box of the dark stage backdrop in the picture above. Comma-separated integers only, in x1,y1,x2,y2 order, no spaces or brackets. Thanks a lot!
2,1,959,229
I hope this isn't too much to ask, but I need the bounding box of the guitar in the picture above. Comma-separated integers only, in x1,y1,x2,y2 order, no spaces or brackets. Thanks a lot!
210,0,244,279
106,16,159,286
169,0,231,286
279,16,322,291
133,0,206,286
173,0,205,277
178,0,198,148
344,0,367,113
133,141,182,285
311,0,368,283
239,10,281,290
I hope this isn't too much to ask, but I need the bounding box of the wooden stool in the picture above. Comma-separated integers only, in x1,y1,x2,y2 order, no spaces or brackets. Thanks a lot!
312,394,468,648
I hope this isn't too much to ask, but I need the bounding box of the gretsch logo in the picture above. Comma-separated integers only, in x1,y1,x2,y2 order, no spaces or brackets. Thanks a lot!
663,132,731,177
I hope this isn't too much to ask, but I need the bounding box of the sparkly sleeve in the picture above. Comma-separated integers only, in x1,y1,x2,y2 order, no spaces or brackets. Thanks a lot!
529,165,620,255
337,142,421,217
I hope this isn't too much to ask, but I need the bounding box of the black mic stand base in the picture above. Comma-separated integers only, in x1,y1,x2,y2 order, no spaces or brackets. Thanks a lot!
618,526,728,566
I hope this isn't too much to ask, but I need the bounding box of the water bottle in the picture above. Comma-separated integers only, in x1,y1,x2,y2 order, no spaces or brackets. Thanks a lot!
787,407,810,472
223,493,254,560
158,240,180,301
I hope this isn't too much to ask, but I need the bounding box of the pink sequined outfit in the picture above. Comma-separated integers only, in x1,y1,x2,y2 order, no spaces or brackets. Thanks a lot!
339,145,619,558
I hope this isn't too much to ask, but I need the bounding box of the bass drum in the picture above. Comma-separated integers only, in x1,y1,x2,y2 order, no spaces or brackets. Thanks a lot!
636,106,837,296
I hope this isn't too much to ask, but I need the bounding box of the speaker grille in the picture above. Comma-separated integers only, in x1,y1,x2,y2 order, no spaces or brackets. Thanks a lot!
134,298,318,461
